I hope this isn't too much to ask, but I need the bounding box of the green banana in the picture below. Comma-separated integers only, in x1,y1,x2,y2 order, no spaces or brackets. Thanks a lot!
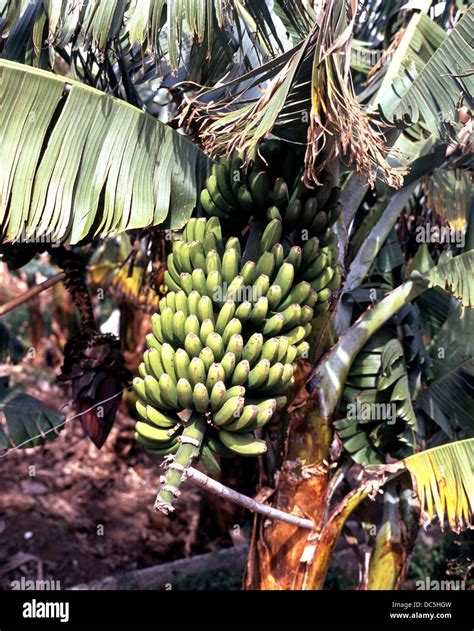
206,332,225,361
179,272,193,295
184,313,200,337
267,206,282,222
249,296,269,327
300,252,328,282
252,274,270,301
146,405,178,428
277,280,312,311
199,299,215,329
159,373,179,408
309,211,328,237
136,421,175,445
176,378,194,409
271,243,284,267
248,171,270,208
226,333,244,361
164,270,181,293
206,362,226,391
285,246,302,271
261,313,285,336
276,336,289,362
237,185,254,212
231,360,250,386
222,248,240,284
261,337,280,363
273,263,294,301
284,199,302,228
280,303,302,329
216,300,236,334
192,268,207,297
255,251,275,279
310,266,335,292
193,382,210,413
199,346,215,372
218,430,267,456
235,301,252,322
248,358,271,389
213,396,245,426
223,404,259,432
160,343,177,382
221,352,236,380
188,357,207,387
185,332,203,358
190,241,206,271
210,381,227,411
273,178,290,211
241,260,257,285
175,348,191,380
200,319,215,346
205,249,222,275
151,313,164,343
266,284,282,310
242,333,263,366
261,218,282,252
138,362,147,379
222,318,242,347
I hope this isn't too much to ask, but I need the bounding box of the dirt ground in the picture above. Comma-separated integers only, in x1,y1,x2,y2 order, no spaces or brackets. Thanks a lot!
0,372,252,590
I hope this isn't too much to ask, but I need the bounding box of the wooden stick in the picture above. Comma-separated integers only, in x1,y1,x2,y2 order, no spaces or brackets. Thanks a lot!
0,272,65,316
186,467,315,530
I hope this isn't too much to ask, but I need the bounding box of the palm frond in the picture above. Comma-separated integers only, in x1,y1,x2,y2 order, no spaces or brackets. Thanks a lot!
0,60,211,245
185,0,404,188
403,438,474,531
424,169,473,232
380,5,474,142
421,250,474,308
0,0,313,67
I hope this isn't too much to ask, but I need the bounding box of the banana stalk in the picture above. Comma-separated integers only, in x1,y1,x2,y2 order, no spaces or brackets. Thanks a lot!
154,412,206,514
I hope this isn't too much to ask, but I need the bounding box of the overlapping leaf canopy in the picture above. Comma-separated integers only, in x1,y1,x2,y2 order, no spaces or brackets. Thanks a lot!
0,0,314,66
0,59,212,245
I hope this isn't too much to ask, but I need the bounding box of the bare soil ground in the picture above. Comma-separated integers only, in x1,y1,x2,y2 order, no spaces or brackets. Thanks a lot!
0,371,251,590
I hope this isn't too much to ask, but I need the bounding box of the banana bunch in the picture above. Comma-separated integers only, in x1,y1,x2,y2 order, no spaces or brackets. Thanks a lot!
199,139,342,244
135,142,343,513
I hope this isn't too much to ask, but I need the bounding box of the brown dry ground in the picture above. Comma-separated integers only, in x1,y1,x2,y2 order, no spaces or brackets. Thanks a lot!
0,372,253,590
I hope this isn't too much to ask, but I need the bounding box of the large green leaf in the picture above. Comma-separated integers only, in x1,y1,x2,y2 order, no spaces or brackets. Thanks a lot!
419,307,474,438
403,438,474,532
0,60,211,245
0,0,313,66
380,6,474,140
336,337,417,466
421,250,474,308
425,169,473,232
0,380,65,450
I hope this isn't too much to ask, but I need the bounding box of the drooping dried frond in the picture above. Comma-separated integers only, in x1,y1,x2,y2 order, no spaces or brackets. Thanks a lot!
181,0,405,189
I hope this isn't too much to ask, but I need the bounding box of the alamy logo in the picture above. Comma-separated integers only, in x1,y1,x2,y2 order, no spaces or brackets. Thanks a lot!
15,227,60,248
11,577,61,590
415,224,465,248
346,401,397,424
22,599,70,623
416,576,465,590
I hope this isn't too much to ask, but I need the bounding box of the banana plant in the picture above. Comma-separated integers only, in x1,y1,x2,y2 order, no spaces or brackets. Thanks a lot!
0,0,472,592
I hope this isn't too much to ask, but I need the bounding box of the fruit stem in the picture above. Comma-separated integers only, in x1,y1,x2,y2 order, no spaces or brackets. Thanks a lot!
155,412,207,514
